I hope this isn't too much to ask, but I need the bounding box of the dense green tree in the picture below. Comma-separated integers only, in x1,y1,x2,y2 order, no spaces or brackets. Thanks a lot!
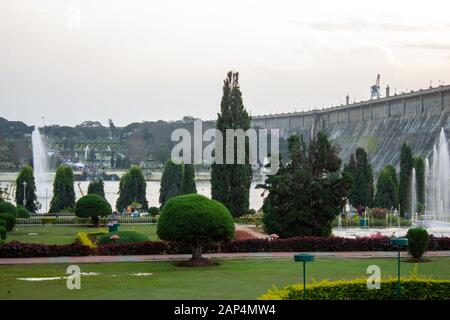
157,194,235,262
49,165,75,213
374,165,398,209
211,71,253,217
87,178,105,198
413,156,425,206
344,148,374,210
159,160,184,208
181,164,197,194
116,166,148,211
398,143,413,217
75,194,112,226
15,165,39,213
259,132,352,237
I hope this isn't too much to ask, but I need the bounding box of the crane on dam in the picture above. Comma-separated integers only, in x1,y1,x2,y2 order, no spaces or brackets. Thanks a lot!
370,74,381,99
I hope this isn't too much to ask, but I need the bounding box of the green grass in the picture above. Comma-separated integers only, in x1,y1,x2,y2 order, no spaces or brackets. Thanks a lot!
0,257,449,299
6,224,158,244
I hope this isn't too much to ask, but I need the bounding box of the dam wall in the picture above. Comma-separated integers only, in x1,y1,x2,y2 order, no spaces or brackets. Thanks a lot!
251,85,450,173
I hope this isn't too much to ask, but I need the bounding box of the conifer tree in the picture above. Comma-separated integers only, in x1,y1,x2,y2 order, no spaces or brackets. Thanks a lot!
159,160,184,208
398,143,413,217
49,165,76,213
15,165,39,213
374,165,398,209
87,178,105,198
181,164,197,194
116,165,148,211
211,71,252,217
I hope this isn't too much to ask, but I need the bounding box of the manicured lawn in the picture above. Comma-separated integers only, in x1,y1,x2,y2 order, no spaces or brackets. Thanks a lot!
0,257,449,299
6,224,159,244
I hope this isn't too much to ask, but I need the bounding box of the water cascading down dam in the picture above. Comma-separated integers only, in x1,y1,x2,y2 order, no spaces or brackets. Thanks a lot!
251,84,450,174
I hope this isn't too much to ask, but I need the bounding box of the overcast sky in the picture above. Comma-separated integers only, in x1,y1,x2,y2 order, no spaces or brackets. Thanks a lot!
1,0,450,126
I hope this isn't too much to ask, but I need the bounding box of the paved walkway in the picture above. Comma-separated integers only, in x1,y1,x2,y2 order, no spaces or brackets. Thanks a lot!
1,251,449,265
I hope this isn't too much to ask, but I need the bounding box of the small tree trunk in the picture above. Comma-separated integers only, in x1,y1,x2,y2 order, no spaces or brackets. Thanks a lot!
92,216,99,227
192,245,203,260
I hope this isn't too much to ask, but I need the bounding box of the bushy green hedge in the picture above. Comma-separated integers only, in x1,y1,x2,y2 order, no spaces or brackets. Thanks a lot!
0,202,17,216
0,213,16,231
148,207,160,217
407,228,429,259
259,277,450,300
97,231,148,245
0,226,6,240
16,206,31,218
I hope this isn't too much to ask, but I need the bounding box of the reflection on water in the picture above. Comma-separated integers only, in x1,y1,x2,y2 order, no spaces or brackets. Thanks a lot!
1,179,266,213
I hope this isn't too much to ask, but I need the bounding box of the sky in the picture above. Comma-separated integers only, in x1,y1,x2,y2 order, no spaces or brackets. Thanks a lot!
1,0,450,127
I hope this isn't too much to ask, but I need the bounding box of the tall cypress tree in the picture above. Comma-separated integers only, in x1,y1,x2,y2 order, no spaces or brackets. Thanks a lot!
398,143,413,217
181,164,197,194
374,165,398,209
159,160,184,208
87,178,105,198
413,156,425,206
15,165,39,213
116,165,148,211
211,71,253,217
344,148,374,211
49,165,76,213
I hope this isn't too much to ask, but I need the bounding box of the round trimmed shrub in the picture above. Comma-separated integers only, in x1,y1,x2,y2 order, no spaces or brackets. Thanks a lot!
16,206,31,218
0,219,5,228
0,202,17,216
157,194,235,260
0,213,16,231
406,227,429,259
148,206,160,217
0,225,6,240
97,231,148,245
75,194,112,226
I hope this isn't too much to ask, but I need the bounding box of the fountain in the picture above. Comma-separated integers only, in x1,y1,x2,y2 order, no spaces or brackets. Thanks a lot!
85,145,90,160
424,128,450,227
31,125,48,212
410,167,417,220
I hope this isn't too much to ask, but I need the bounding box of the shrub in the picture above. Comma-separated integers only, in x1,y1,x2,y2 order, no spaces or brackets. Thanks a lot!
259,278,450,300
0,201,17,216
0,241,94,258
148,206,160,217
0,226,6,240
157,194,235,260
0,219,5,228
75,194,112,226
16,206,31,218
0,213,16,231
407,228,429,259
97,231,148,245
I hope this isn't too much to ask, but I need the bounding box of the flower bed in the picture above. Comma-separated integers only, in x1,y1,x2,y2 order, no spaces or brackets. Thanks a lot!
1,235,449,258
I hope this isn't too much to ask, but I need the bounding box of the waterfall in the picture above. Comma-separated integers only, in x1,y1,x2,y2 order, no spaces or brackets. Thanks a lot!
31,125,48,208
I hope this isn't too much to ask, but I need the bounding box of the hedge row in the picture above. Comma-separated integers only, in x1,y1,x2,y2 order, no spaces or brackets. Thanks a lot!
1,236,449,258
259,278,450,300
0,241,95,258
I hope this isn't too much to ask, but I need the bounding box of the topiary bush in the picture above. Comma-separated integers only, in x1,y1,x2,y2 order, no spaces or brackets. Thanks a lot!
148,206,160,217
97,231,148,245
259,278,450,300
0,225,6,240
157,194,235,262
75,194,112,226
0,213,16,231
0,201,17,216
16,206,31,218
407,227,429,259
